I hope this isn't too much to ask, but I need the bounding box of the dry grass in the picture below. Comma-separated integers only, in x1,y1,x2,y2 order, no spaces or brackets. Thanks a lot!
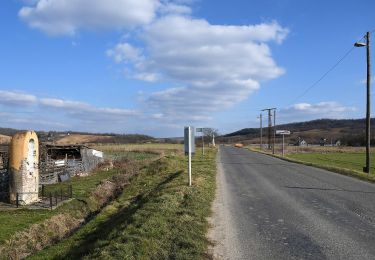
55,134,113,145
94,143,183,157
0,214,84,260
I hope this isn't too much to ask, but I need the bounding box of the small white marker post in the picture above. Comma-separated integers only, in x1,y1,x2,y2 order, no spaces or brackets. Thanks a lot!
185,126,195,186
276,130,291,157
188,127,192,186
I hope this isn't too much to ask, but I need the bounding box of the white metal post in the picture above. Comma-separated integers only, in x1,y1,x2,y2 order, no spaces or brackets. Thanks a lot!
202,134,204,156
188,127,192,186
282,134,285,157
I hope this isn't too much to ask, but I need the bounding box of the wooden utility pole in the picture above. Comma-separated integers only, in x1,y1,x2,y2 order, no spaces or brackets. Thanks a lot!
258,114,263,150
273,109,276,155
262,108,276,150
366,31,371,173
355,32,371,173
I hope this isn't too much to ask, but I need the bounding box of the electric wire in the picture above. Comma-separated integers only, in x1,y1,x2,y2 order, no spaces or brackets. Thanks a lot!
286,34,367,107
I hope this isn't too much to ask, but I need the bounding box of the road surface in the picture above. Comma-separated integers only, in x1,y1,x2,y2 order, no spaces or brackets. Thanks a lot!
209,146,375,260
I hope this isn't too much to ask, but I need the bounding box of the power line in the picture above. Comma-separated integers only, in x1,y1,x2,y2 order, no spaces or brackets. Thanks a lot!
287,34,367,106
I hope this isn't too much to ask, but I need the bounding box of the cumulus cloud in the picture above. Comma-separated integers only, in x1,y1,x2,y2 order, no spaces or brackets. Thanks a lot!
106,43,144,64
108,16,288,122
19,0,160,35
279,101,356,122
0,90,140,131
0,90,37,106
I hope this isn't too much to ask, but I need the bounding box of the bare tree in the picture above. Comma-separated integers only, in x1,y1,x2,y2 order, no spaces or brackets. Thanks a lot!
202,128,219,145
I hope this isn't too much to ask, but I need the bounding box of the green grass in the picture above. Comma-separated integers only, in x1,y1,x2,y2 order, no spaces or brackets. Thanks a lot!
30,148,217,259
250,147,375,182
287,152,375,173
0,169,118,244
0,150,157,245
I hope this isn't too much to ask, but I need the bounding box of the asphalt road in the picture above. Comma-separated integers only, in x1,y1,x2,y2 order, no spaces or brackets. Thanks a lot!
212,146,375,260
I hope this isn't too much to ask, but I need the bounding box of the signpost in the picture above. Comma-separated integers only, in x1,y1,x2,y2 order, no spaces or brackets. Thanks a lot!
184,126,195,186
276,130,291,157
196,127,204,156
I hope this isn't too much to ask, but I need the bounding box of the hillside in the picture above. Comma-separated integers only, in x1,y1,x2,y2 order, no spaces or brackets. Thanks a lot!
0,134,11,145
220,118,374,146
0,127,155,145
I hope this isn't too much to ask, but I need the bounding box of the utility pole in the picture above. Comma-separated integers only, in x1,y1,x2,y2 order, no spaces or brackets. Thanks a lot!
262,108,276,150
355,32,371,173
257,114,263,150
366,31,371,173
273,109,276,155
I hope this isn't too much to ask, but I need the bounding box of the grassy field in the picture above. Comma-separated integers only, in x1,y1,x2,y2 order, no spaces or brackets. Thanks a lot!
249,146,375,182
30,147,217,259
0,148,161,257
287,152,375,173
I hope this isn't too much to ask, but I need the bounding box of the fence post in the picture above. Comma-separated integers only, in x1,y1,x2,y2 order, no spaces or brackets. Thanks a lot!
49,192,52,210
16,193,19,208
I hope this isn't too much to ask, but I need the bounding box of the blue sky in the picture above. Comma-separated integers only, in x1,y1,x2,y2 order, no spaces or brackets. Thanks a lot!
0,0,374,137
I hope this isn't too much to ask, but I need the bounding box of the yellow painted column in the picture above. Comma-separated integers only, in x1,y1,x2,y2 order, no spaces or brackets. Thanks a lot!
9,131,39,205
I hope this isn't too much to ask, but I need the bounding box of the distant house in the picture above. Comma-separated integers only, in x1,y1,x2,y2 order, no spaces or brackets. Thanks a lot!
295,138,307,146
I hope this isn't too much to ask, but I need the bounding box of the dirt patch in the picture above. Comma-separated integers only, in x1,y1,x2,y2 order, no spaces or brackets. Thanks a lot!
207,149,243,260
55,134,113,145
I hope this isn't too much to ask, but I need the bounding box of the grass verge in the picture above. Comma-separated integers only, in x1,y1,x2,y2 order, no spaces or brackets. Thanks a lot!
0,150,158,259
30,148,217,259
249,147,375,183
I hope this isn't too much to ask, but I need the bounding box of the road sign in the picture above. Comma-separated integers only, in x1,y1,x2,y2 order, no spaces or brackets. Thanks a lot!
276,130,291,135
196,128,203,132
184,126,195,154
184,126,195,186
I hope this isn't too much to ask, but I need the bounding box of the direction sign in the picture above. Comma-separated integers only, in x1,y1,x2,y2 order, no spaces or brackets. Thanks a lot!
196,128,203,132
276,130,291,135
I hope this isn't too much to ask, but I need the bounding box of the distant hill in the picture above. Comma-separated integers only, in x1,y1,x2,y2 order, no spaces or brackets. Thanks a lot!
0,127,155,145
220,118,375,146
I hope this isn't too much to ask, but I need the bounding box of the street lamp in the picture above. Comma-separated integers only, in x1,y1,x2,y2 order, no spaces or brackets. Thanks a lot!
354,32,371,173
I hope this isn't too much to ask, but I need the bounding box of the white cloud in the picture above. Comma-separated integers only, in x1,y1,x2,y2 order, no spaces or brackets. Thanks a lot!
106,43,143,63
40,97,138,122
280,101,356,122
0,90,37,106
108,16,288,122
158,2,192,15
19,0,160,35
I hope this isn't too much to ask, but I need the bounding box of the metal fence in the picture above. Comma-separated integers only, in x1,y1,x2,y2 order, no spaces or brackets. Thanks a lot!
0,184,73,210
